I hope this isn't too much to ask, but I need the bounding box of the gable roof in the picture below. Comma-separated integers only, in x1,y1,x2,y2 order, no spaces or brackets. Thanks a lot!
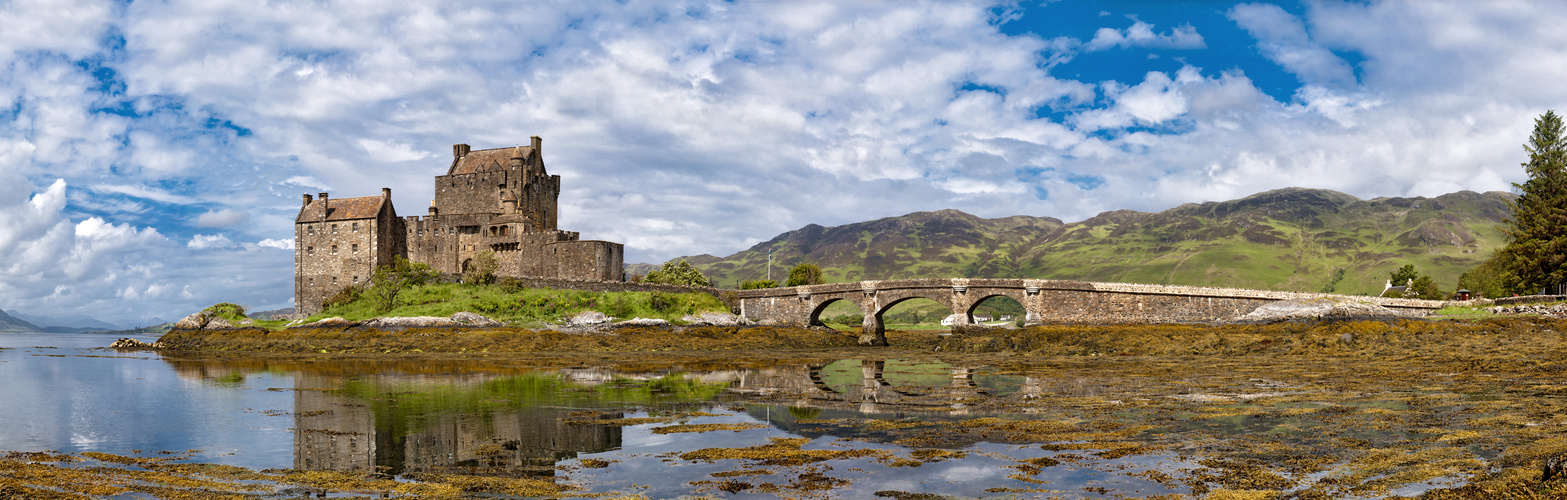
448,146,534,176
296,195,390,223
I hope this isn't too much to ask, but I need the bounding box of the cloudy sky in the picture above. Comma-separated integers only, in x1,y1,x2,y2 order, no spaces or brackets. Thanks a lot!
0,0,1561,326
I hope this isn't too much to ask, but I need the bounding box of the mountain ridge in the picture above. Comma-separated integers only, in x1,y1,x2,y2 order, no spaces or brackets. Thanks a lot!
631,187,1515,296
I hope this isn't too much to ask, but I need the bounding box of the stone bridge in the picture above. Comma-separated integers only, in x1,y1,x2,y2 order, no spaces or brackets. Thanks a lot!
735,278,1450,346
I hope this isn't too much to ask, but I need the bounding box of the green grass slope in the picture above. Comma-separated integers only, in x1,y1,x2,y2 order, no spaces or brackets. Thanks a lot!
650,188,1514,296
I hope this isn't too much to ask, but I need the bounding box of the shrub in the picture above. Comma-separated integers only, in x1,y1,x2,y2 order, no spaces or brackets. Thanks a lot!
370,256,440,312
649,291,679,312
464,251,498,285
786,263,823,287
204,303,248,322
643,260,711,287
741,279,779,290
322,285,364,310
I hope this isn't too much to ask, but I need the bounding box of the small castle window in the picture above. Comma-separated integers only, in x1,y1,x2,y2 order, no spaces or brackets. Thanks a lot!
306,246,314,255
332,276,338,285
331,245,338,254
352,222,359,232
332,224,338,234
307,226,314,235
352,276,358,284
352,244,359,254
308,277,313,285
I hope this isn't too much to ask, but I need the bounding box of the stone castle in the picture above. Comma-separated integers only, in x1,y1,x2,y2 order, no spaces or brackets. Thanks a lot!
294,136,624,314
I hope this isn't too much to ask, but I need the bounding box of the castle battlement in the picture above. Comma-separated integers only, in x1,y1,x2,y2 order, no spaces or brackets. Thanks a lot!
294,137,624,315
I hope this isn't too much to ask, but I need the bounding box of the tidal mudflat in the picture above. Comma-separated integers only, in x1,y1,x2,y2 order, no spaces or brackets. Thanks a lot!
4,318,1567,498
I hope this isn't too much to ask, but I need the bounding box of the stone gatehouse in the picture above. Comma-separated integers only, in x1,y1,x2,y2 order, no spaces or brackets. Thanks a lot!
294,136,624,314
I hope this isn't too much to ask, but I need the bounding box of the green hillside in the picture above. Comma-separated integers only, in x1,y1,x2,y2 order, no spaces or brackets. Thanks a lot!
636,188,1515,296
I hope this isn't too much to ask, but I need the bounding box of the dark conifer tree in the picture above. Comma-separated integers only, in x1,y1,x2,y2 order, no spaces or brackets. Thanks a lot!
1501,110,1567,294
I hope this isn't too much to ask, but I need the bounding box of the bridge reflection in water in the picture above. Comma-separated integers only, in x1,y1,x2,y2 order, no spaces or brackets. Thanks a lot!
167,357,1042,477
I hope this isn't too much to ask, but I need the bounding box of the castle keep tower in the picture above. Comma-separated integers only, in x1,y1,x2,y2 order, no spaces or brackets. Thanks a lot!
294,137,624,315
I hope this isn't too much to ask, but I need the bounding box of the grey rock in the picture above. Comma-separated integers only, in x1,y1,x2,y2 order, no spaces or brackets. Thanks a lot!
568,311,611,326
450,311,502,326
617,317,669,326
680,312,752,326
1339,333,1355,344
172,311,210,330
302,317,356,328
204,317,234,330
1231,298,1408,324
363,316,455,328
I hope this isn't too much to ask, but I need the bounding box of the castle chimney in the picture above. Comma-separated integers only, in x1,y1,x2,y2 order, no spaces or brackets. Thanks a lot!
530,135,541,154
382,187,391,199
302,193,313,207
453,143,470,158
318,193,328,211
429,201,438,217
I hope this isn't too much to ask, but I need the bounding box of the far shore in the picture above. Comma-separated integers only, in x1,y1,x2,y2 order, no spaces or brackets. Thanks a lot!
142,315,1567,360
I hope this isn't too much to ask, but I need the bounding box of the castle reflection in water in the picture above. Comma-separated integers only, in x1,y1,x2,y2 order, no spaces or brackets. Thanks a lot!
165,357,1039,477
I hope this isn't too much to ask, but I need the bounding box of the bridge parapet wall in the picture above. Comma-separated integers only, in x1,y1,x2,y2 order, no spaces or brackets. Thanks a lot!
736,278,1454,347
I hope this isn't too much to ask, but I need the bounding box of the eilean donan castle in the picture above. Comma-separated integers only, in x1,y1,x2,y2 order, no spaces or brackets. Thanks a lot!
294,136,624,314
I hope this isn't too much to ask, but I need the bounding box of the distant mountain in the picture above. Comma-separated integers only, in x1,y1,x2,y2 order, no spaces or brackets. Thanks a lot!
5,310,122,331
640,188,1515,296
0,309,41,332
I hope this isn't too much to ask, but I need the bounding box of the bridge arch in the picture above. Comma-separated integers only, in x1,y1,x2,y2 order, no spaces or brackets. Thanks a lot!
965,291,1028,325
872,295,956,333
808,297,866,328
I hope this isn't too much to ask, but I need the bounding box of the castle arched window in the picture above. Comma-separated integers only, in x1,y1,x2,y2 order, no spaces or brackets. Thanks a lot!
499,225,508,236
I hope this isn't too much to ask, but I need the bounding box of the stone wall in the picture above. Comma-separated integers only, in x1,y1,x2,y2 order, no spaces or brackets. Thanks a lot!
736,278,1454,345
1495,294,1567,306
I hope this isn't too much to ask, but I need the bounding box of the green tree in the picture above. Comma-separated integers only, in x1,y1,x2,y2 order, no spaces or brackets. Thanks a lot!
370,256,439,312
741,279,778,289
785,263,823,287
1409,275,1443,300
463,250,498,285
1500,110,1567,294
643,260,711,287
1458,251,1513,299
1389,264,1420,286
1319,268,1347,294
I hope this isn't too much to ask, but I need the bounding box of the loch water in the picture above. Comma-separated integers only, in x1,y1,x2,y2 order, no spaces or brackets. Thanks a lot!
0,332,1203,498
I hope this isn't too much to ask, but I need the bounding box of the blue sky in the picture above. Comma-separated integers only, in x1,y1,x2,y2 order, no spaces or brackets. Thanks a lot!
0,0,1561,326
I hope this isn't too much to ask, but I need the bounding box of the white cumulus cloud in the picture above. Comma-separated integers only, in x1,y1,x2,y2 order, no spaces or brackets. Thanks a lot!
1084,20,1206,51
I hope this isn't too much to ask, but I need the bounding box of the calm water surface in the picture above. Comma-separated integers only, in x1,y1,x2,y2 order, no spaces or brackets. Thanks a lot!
0,332,1194,498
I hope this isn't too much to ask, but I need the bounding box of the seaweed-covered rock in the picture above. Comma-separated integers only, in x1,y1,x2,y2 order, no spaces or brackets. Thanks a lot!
569,311,611,326
110,338,163,350
450,311,501,326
